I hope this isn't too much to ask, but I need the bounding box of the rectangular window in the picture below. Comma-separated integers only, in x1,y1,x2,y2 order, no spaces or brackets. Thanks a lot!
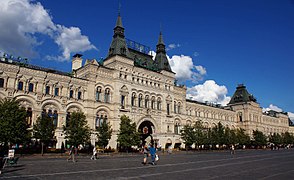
121,95,125,109
0,78,4,88
28,83,34,92
167,103,170,115
18,81,23,90
77,91,82,99
69,90,73,98
54,88,59,96
45,86,50,94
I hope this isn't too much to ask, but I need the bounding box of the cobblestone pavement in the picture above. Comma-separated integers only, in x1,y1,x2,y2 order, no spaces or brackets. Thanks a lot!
1,149,294,180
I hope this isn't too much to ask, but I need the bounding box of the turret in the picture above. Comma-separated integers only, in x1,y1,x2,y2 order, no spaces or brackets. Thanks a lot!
72,54,83,71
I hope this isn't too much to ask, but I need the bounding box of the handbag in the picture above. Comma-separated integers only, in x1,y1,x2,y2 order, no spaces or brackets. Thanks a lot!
155,154,159,161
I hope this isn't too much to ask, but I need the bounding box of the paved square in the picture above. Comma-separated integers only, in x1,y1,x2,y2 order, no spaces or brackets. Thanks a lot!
1,149,294,179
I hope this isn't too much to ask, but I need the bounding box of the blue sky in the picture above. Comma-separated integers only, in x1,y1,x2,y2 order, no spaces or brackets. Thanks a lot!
0,0,293,119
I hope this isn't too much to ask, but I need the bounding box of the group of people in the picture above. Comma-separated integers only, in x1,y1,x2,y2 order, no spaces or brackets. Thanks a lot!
142,142,159,165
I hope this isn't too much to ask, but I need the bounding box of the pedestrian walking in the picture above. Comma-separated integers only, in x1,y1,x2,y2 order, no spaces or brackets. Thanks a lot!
91,146,97,160
230,145,235,155
67,145,76,162
149,143,156,165
142,145,149,165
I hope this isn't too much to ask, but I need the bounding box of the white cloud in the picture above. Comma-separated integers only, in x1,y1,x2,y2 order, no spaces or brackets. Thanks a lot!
0,0,96,61
186,80,231,106
168,55,206,83
263,104,294,122
288,112,294,121
149,51,206,83
166,43,180,51
262,104,283,112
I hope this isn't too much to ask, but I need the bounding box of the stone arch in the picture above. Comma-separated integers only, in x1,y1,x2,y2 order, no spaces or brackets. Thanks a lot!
137,117,158,135
41,99,62,111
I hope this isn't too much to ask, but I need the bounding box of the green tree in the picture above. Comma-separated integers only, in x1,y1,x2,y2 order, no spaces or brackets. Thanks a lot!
117,115,141,152
282,132,294,145
252,130,267,147
211,122,225,148
236,128,250,147
225,127,237,146
33,113,56,155
96,120,112,149
194,121,205,150
181,124,195,150
0,98,30,149
63,111,91,147
269,133,282,146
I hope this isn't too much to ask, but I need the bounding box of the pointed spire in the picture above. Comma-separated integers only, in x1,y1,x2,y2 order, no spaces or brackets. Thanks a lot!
115,14,123,28
154,31,172,72
157,31,165,45
107,10,130,59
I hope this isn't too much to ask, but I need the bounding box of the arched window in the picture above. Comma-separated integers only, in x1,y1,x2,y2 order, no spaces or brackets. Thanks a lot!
157,97,162,110
151,97,155,109
177,102,181,114
138,94,143,108
145,95,149,108
96,86,102,101
167,103,170,115
104,88,110,103
174,101,177,113
131,93,136,106
174,121,180,134
96,111,108,129
42,105,59,127
53,110,58,127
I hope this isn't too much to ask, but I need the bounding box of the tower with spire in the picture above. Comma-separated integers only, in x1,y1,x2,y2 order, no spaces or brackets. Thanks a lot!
154,32,172,72
107,13,131,59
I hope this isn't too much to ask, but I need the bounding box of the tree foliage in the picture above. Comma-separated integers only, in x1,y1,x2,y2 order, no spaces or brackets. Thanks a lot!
96,120,112,148
33,113,56,155
117,115,141,151
0,98,30,147
180,125,195,147
252,130,267,146
63,111,91,147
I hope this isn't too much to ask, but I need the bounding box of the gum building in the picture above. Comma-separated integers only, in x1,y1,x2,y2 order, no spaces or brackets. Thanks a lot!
0,14,293,149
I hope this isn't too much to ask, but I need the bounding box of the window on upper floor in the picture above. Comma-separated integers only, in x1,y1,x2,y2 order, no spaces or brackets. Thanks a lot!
28,83,34,92
138,94,143,108
104,88,110,103
69,90,74,98
0,78,4,88
77,91,82,100
131,93,136,106
145,96,149,108
167,103,170,115
157,98,162,110
151,97,155,109
45,86,50,94
121,95,125,109
54,87,59,96
96,87,102,101
18,81,23,90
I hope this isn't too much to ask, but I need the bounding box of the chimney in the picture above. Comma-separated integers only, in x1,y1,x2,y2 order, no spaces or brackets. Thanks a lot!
72,54,83,71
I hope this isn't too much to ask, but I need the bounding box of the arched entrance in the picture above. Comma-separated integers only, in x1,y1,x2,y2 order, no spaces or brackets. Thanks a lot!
138,120,155,146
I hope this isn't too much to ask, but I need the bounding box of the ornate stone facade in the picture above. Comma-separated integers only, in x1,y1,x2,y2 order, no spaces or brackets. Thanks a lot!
0,15,292,149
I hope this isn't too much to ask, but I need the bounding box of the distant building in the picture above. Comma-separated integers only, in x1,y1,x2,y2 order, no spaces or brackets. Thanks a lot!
0,14,293,149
